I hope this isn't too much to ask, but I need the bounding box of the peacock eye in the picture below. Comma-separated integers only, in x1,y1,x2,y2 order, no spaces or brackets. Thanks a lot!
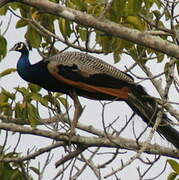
17,43,24,50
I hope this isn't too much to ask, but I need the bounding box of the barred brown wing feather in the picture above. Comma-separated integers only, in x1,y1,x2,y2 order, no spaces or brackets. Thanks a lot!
46,51,134,84
48,62,132,99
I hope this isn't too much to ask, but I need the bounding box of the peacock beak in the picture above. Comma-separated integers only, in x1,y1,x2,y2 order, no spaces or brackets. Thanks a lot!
9,45,16,52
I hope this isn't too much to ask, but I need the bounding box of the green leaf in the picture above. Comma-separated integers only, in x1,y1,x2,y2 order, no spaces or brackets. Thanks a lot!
28,83,41,93
44,94,60,106
2,89,15,100
144,0,155,8
30,93,48,107
0,68,16,78
78,28,88,41
68,0,87,11
0,93,8,103
156,52,164,62
125,16,146,30
10,2,22,11
16,19,28,28
165,13,171,21
5,152,19,158
113,51,121,63
0,102,10,108
15,87,29,96
39,14,56,33
154,0,162,8
59,18,72,38
0,6,8,15
25,25,42,48
153,10,161,19
127,0,135,15
10,169,23,180
0,35,7,61
85,0,99,5
58,97,68,108
168,172,178,180
96,35,112,53
0,162,13,180
27,103,40,127
30,166,40,175
14,103,28,120
167,159,179,174
87,3,105,16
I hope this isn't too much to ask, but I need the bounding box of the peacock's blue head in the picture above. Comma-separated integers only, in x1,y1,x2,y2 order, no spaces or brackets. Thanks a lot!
10,42,30,54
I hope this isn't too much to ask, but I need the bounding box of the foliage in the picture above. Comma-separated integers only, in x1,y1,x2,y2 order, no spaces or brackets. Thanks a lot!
0,0,179,179
0,82,68,126
167,159,179,180
0,151,33,180
0,35,7,61
0,0,168,62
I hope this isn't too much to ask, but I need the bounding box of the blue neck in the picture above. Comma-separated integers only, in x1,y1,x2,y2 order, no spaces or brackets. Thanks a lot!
17,52,30,79
16,51,68,92
17,52,30,68
17,52,41,83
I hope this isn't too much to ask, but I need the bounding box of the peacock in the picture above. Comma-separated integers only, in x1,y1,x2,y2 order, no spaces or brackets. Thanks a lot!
10,42,179,149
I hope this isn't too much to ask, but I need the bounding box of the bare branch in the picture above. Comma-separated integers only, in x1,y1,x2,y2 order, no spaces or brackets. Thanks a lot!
0,141,65,163
55,145,87,168
104,110,164,178
0,122,178,159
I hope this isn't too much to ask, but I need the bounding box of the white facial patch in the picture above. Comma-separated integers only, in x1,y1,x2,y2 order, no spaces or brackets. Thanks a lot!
17,43,24,50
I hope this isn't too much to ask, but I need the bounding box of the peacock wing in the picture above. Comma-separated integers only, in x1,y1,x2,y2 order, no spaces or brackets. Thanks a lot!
46,52,134,99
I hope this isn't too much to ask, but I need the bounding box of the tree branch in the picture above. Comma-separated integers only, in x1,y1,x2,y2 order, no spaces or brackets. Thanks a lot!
55,145,87,168
0,141,65,163
9,0,179,59
0,122,178,159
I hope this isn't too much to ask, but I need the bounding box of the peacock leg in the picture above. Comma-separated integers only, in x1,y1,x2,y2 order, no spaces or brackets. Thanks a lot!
69,90,83,136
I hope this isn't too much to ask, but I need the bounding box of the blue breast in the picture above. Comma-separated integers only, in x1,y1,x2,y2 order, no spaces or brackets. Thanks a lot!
17,53,70,93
